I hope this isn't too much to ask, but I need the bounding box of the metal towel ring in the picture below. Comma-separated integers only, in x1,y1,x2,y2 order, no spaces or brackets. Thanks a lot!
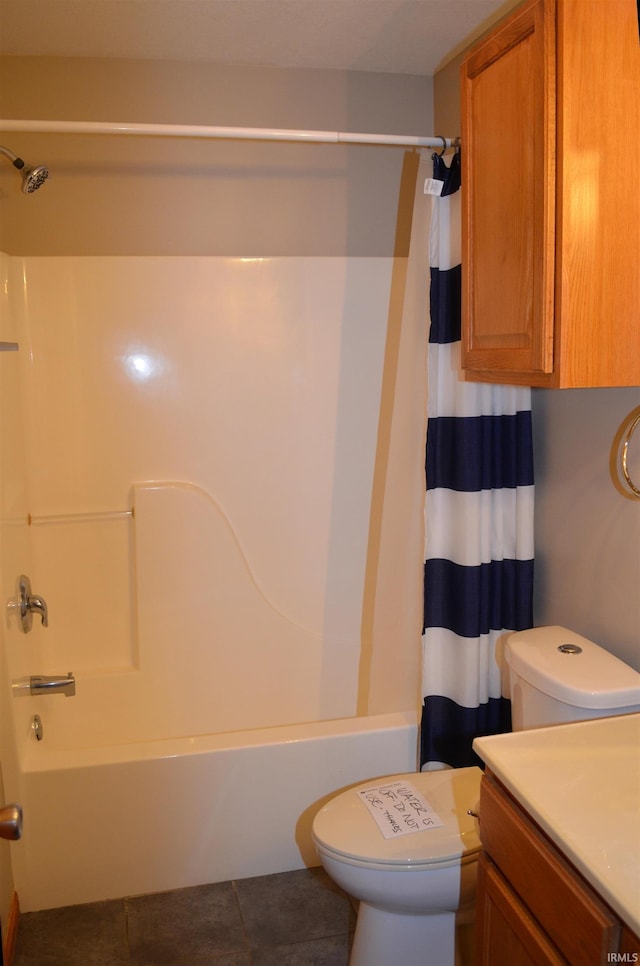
620,409,640,498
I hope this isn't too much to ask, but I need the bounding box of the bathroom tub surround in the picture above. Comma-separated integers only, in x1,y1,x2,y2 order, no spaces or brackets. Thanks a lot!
6,255,397,741
473,712,640,935
0,251,426,913
13,480,363,750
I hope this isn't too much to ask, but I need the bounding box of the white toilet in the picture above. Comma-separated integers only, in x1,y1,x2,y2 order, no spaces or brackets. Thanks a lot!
312,626,640,966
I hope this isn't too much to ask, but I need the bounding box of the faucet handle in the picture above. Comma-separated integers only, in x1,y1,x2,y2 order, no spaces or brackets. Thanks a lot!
29,672,75,697
16,575,48,632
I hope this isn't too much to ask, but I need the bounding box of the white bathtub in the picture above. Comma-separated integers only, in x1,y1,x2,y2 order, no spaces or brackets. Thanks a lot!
10,710,418,912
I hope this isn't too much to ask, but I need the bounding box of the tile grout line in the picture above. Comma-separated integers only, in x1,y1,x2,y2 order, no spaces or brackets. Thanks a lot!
123,896,131,963
230,878,254,958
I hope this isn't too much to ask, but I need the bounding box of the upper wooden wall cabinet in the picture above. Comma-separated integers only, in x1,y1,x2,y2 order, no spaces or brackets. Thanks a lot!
461,0,640,387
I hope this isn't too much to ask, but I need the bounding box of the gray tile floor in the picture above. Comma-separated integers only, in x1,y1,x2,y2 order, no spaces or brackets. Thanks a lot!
13,868,356,966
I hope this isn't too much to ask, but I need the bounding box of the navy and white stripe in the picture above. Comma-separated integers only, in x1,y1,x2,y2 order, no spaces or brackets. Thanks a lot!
420,152,534,770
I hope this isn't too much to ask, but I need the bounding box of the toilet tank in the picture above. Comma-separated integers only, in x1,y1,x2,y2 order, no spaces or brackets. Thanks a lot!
506,625,640,731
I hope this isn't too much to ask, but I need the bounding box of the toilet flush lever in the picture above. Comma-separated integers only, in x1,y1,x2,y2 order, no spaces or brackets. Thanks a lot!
17,575,48,632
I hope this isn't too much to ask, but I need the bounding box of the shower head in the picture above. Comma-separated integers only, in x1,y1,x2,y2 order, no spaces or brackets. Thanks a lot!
0,145,49,193
20,164,49,194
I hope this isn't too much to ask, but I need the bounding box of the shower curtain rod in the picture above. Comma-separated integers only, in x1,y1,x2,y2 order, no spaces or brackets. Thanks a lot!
0,118,460,149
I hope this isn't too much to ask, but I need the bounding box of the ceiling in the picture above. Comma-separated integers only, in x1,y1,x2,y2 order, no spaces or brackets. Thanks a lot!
0,0,511,76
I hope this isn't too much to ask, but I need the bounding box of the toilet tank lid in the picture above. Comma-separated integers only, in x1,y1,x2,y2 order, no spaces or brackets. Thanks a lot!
506,626,640,709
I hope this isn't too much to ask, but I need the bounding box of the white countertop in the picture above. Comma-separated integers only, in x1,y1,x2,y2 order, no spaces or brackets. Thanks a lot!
473,713,640,936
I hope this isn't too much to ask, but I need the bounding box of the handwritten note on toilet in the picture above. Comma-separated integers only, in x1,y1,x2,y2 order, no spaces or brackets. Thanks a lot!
356,780,444,839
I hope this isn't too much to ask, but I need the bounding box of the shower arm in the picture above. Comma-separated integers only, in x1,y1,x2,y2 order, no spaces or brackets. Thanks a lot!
0,144,26,169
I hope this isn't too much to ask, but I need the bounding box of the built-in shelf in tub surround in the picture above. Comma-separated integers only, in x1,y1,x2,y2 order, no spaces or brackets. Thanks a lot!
473,713,640,935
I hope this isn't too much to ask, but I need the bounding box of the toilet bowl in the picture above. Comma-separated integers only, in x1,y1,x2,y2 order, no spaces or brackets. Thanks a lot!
312,766,481,966
312,626,640,966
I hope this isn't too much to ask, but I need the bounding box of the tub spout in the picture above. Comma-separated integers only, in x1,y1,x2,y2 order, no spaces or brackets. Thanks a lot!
30,673,76,697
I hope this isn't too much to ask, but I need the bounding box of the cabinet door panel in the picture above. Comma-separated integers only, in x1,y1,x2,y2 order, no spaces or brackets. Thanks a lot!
476,854,567,966
461,0,555,375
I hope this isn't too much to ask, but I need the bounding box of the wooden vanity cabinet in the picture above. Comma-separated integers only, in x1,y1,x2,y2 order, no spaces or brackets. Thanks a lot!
475,771,640,965
460,0,640,387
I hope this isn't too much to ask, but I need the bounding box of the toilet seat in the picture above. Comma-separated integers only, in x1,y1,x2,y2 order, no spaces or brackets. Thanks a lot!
312,766,482,871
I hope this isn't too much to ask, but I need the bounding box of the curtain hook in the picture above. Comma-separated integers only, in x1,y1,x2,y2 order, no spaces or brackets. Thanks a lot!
437,136,447,157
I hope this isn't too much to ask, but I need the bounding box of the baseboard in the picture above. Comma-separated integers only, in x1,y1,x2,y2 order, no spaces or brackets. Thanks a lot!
3,891,19,966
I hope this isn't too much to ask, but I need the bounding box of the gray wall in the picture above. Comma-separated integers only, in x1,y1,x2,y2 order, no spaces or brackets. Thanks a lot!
531,389,640,670
0,56,432,256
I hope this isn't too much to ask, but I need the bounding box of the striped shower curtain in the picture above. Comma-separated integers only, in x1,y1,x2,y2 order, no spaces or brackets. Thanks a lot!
420,151,535,770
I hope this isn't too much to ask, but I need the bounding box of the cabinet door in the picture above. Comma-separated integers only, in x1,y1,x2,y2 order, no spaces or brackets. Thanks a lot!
461,0,555,377
476,854,567,966
479,772,621,964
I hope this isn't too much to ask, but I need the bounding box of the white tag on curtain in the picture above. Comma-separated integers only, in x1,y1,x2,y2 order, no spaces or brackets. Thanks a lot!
424,177,444,196
356,780,444,838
